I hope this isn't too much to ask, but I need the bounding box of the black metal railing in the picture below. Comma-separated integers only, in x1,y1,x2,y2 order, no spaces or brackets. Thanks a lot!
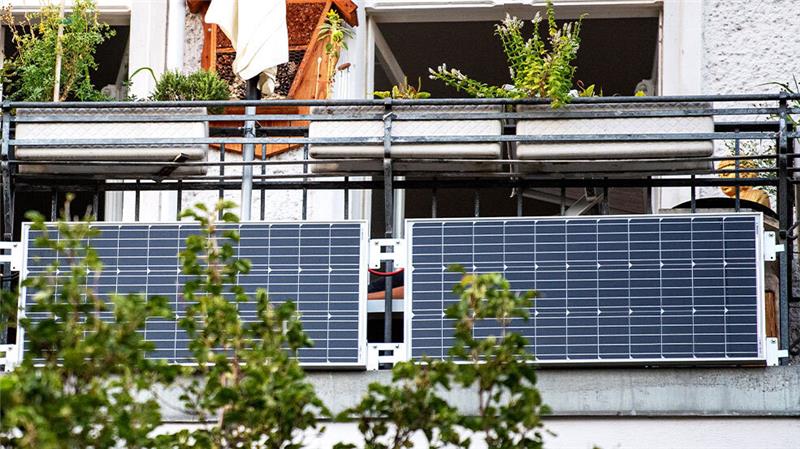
1,94,798,360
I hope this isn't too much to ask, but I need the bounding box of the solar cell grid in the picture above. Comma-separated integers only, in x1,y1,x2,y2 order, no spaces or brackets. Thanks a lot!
405,214,765,364
20,221,367,367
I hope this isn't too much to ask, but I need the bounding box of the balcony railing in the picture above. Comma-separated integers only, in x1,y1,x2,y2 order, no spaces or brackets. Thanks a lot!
1,94,798,362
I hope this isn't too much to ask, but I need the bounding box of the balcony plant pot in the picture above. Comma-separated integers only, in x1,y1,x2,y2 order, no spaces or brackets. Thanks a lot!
308,104,503,174
14,107,209,178
514,102,714,175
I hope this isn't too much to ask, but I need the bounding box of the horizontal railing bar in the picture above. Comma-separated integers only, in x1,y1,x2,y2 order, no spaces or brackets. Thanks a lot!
6,107,779,123
12,177,781,193
8,132,779,147
6,92,800,109
9,153,780,167
8,155,787,166
9,108,784,123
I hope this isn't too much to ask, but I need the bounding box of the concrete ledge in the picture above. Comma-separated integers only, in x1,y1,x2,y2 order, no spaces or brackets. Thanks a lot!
159,366,800,422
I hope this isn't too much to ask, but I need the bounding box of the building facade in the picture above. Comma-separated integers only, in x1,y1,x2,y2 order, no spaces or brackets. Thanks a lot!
2,1,800,448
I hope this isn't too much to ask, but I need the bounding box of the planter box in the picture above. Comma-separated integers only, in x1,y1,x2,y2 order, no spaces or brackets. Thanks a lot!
308,105,503,173
515,102,714,175
14,107,209,177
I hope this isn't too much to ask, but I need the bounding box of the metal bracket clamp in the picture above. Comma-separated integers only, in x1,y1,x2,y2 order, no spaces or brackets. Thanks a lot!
366,342,406,370
0,344,18,372
369,238,406,270
763,231,785,262
0,241,22,271
766,338,788,366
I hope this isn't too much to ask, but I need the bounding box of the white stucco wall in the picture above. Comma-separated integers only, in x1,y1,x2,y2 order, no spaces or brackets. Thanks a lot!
660,0,800,209
157,417,800,449
702,0,800,94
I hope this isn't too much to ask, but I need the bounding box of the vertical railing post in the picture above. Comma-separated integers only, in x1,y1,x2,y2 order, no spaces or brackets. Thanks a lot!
1,102,12,345
734,132,741,212
240,79,258,220
260,144,267,220
777,92,792,363
302,139,309,221
218,143,226,220
382,98,395,343
343,176,350,220
1,102,12,243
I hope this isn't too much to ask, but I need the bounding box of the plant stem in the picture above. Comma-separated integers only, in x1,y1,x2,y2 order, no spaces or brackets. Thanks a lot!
53,0,65,102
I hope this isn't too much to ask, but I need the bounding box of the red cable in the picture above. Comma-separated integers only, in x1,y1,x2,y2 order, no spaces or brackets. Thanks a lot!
368,267,405,277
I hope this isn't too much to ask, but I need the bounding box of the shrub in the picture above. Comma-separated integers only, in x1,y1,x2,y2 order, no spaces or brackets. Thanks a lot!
429,0,584,107
0,196,177,448
148,70,231,103
1,0,114,102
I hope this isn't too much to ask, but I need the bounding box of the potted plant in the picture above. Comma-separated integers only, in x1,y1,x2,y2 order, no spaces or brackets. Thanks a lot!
5,0,220,178
309,77,503,174
429,1,714,175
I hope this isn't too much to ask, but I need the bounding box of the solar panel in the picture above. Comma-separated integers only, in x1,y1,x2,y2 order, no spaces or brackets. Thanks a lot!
20,221,368,368
405,214,766,364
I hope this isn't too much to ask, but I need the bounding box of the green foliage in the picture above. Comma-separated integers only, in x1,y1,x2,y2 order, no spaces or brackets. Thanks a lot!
128,68,230,112
154,200,327,449
146,69,231,103
335,359,463,449
340,266,549,449
317,10,354,96
448,268,550,449
0,195,177,448
767,75,800,125
374,77,432,99
576,80,600,98
1,0,114,101
318,10,354,61
429,0,584,107
1,196,551,449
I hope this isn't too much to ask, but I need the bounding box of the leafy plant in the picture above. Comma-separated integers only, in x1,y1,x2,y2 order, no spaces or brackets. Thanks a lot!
576,80,600,97
374,77,431,99
340,267,549,449
1,195,553,449
317,10,354,97
334,359,463,449
146,69,231,102
448,268,550,448
1,0,114,101
155,200,327,449
766,75,800,125
0,195,177,448
429,0,584,107
128,68,230,112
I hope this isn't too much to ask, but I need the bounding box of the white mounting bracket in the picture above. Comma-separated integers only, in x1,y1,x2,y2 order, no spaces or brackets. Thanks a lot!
763,232,784,262
0,344,19,372
366,342,406,370
0,241,23,271
766,338,788,366
369,238,406,270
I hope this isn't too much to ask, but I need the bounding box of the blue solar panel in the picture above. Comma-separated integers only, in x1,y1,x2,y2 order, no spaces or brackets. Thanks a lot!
21,221,367,367
405,214,766,364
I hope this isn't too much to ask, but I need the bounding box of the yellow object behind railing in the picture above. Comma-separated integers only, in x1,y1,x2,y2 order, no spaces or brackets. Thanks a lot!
717,159,771,208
